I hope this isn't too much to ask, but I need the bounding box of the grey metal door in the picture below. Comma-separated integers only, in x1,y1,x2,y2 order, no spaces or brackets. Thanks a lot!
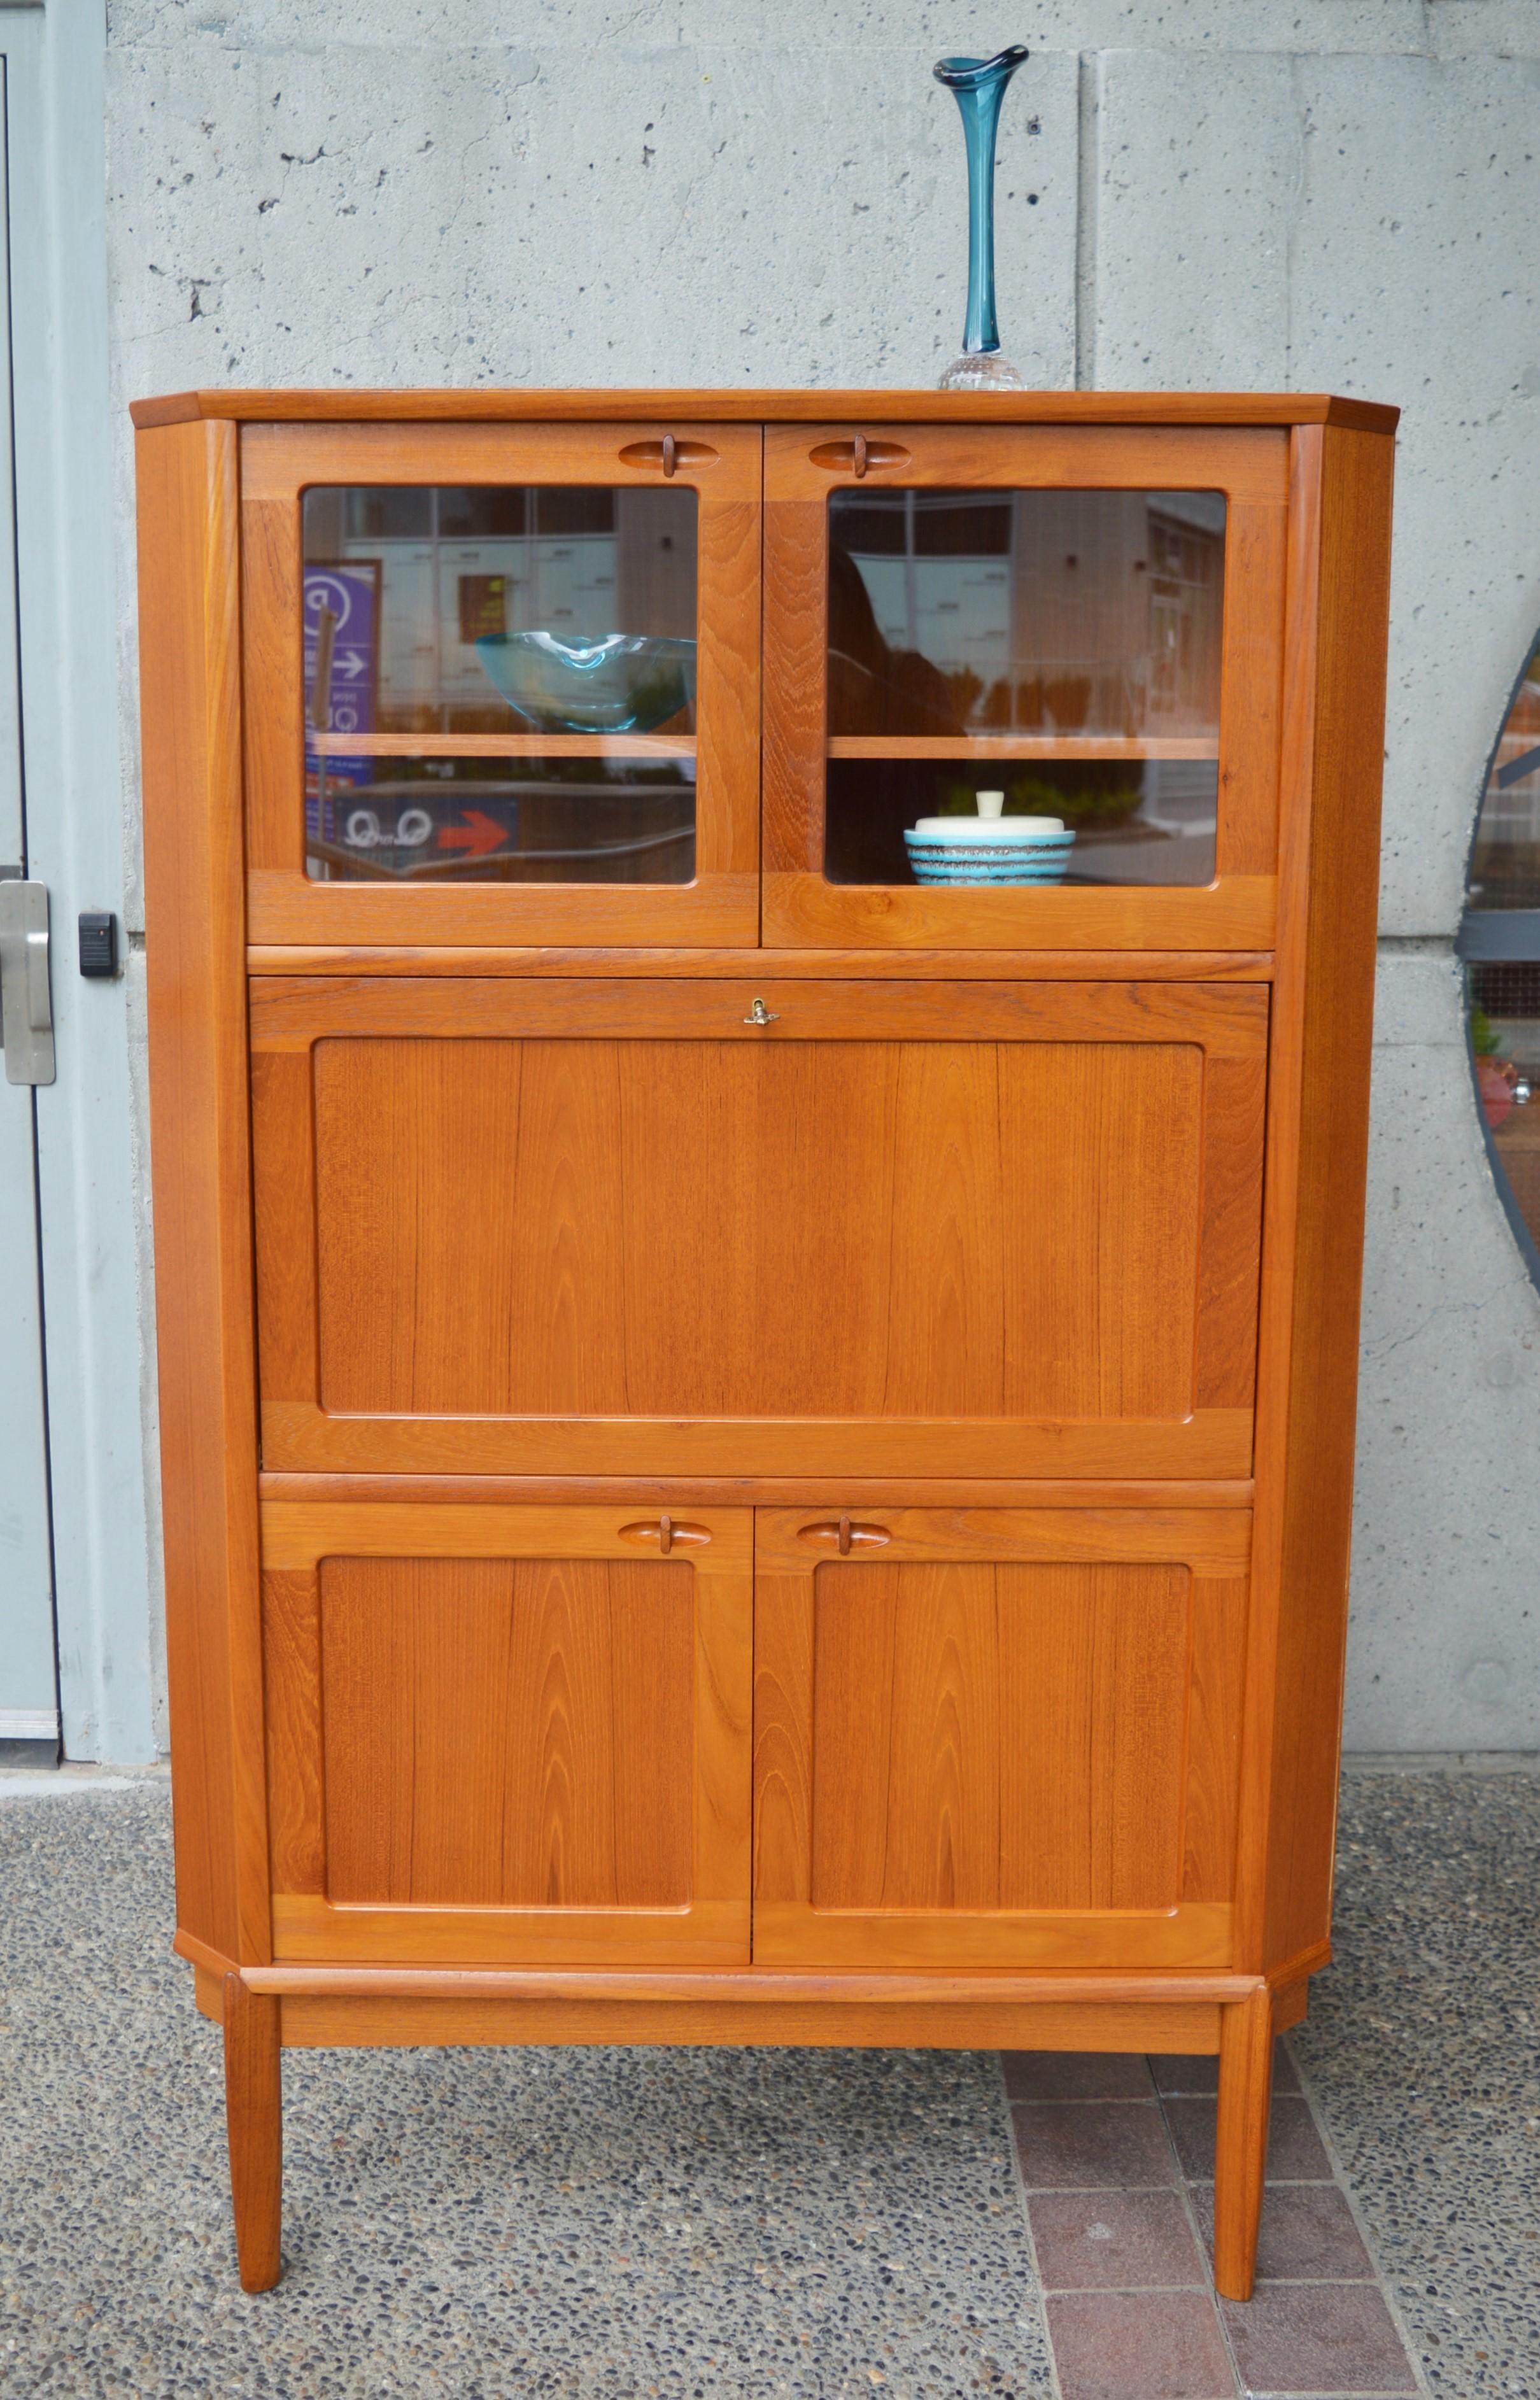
0,58,58,1762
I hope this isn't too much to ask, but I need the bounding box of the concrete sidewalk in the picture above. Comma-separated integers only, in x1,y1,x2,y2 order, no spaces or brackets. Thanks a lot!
0,1769,1533,2397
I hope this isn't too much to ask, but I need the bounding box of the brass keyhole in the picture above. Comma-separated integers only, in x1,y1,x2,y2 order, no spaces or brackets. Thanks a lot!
744,996,779,1027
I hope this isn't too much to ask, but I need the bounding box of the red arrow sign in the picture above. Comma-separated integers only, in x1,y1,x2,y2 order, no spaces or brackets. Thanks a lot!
437,808,506,859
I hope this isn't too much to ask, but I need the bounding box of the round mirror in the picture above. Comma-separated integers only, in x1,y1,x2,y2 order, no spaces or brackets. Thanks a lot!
1463,633,1540,1275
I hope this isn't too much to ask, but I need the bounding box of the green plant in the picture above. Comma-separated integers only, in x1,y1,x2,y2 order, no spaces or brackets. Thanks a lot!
1471,1006,1503,1057
1007,770,1144,826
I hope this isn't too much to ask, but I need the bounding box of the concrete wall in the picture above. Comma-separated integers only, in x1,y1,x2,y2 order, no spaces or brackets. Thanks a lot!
102,0,1540,1751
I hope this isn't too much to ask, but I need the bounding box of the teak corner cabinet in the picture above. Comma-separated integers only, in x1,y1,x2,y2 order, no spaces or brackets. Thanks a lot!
133,385,1397,2301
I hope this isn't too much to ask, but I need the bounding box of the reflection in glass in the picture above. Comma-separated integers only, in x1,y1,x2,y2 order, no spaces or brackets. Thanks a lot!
1464,636,1540,1264
825,488,1226,888
1469,960,1540,1255
300,484,697,882
1468,637,1540,912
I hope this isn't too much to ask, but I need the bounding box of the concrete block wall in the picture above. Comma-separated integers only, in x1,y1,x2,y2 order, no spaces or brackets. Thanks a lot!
104,0,1540,1749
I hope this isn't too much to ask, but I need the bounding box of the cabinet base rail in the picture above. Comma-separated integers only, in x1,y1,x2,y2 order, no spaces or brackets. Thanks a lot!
208,1948,1317,2301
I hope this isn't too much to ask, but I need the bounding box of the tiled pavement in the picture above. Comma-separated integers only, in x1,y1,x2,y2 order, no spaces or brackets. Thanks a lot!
1006,2042,1421,2398
4,1766,1537,2396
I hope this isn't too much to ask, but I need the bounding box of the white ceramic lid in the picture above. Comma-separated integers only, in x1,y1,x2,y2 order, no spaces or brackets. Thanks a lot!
909,814,1066,842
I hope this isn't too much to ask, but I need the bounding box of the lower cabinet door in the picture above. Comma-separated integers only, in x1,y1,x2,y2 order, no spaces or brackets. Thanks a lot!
752,1507,1251,1971
261,1501,752,1965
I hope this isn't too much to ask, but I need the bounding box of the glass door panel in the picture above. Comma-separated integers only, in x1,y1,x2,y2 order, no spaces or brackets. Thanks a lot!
244,423,759,947
302,482,698,887
826,486,1224,889
765,424,1287,952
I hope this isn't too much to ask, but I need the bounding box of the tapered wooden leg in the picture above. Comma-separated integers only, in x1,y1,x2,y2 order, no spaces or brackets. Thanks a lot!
223,1972,283,2292
1213,1984,1274,2302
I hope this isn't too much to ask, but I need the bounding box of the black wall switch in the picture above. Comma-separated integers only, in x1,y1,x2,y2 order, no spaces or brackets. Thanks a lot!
78,911,118,978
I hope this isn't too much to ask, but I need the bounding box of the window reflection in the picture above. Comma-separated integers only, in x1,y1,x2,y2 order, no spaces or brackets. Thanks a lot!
824,488,1225,889
300,483,697,883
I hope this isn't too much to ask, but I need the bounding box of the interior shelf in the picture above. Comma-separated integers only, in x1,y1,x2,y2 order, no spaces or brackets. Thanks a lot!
309,731,698,759
825,735,1219,761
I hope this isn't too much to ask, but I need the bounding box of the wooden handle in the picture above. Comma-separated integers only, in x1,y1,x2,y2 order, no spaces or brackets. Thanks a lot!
807,437,912,476
795,1517,891,1553
617,437,718,475
618,1516,712,1552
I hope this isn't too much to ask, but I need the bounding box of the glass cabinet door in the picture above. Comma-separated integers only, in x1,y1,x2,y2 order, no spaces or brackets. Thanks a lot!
763,425,1288,950
243,423,760,947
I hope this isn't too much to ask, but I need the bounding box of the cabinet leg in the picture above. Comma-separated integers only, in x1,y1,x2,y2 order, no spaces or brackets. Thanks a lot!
1213,1985,1274,2303
223,1971,283,2292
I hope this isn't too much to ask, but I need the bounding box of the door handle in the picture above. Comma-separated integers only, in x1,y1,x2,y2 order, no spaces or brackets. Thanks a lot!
796,1516,891,1554
808,437,912,477
0,876,55,1087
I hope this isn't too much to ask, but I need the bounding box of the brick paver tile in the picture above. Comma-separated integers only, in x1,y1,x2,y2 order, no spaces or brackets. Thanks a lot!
1029,2189,1206,2291
1190,2182,1373,2280
1162,2094,1331,2184
1219,2281,1418,2393
1005,2050,1155,2101
1013,2099,1177,2190
1149,2045,1300,2099
1047,2290,1237,2399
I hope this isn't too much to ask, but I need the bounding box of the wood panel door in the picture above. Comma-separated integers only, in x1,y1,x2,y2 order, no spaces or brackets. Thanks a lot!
260,1501,751,1965
763,421,1287,950
752,1507,1251,1970
241,420,761,947
250,977,1268,1479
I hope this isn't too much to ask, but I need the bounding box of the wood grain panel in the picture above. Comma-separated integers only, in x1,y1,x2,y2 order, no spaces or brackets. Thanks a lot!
1238,422,1396,1974
251,981,1264,1476
241,420,760,947
246,945,1276,982
132,387,1399,431
812,1561,1001,1909
259,1472,1257,1511
258,1502,752,1965
619,1041,758,1417
753,1509,1248,1970
809,1561,1188,1912
752,1898,1234,1971
319,1556,694,1907
136,418,270,1966
262,1402,1255,1481
752,1506,1252,1574
1183,1575,1251,1904
246,1959,1261,2004
276,1994,1224,2051
259,1497,753,1571
761,875,1278,952
274,1893,749,1965
250,1052,316,1404
998,1042,1203,1418
261,1569,324,1897
1195,1053,1269,1409
248,975,1270,1050
1214,493,1287,877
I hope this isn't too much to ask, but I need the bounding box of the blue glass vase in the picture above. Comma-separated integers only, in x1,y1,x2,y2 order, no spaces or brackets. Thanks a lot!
933,45,1029,391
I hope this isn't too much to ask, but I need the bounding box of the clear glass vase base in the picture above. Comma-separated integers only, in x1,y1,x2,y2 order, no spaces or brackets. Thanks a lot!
938,351,1026,392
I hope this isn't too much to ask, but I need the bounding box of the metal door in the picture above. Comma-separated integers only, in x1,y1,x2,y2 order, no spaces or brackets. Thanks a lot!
0,57,58,1763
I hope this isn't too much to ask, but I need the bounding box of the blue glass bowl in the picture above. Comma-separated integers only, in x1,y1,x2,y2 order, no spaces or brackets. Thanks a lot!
905,829,1076,886
475,632,696,735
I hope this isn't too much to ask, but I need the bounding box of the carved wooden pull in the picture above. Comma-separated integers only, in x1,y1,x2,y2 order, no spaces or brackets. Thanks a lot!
808,437,911,477
618,437,718,474
796,1518,891,1552
618,1516,712,1551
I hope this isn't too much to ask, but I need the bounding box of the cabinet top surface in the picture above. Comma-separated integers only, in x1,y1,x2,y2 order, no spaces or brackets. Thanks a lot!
128,386,1399,434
